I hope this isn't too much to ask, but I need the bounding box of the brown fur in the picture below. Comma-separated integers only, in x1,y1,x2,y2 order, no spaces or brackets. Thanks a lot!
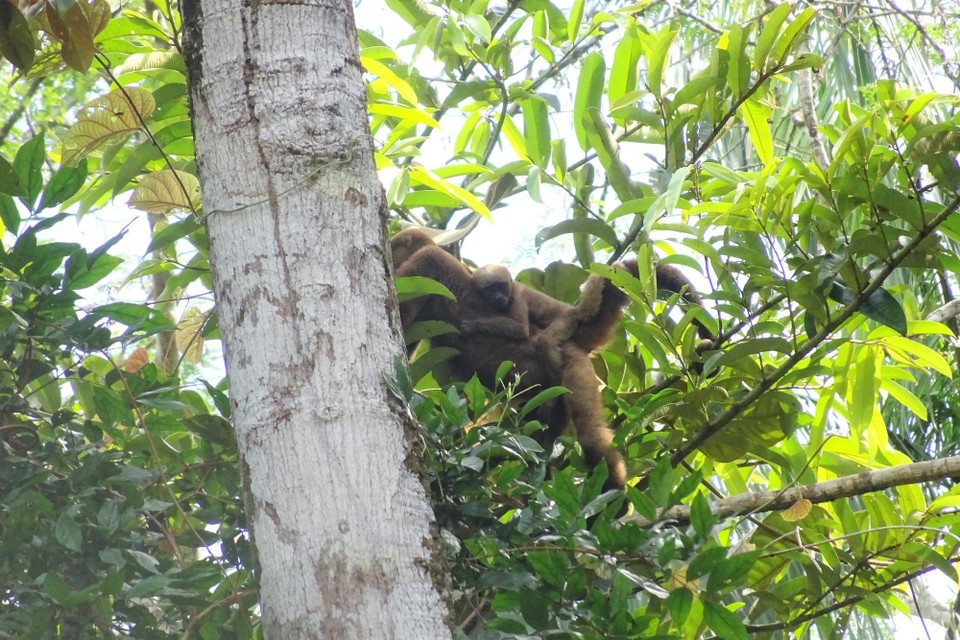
390,228,632,490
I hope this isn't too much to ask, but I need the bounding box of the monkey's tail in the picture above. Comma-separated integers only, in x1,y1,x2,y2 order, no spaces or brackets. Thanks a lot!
560,347,627,491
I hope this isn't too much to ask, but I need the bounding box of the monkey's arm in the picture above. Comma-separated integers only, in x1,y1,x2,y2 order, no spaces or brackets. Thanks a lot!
460,316,529,340
654,263,715,340
394,244,474,331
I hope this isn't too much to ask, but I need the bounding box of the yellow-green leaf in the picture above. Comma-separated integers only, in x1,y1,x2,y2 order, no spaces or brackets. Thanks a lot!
129,170,200,214
61,88,157,166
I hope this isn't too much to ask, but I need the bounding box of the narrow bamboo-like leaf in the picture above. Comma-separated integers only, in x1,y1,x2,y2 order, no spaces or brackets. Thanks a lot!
740,98,774,167
573,52,605,151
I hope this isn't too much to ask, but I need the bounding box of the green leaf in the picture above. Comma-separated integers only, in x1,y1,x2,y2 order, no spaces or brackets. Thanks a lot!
38,162,89,211
667,588,693,626
740,98,774,167
690,493,714,539
646,25,679,101
584,108,640,202
0,2,35,72
573,52,605,151
55,510,83,551
0,194,19,231
535,218,619,251
848,346,878,432
0,155,24,196
395,275,455,301
567,0,585,43
753,2,792,72
408,346,458,385
609,27,641,109
14,133,44,211
527,551,568,587
520,97,550,167
92,302,176,333
772,7,816,64
703,600,748,640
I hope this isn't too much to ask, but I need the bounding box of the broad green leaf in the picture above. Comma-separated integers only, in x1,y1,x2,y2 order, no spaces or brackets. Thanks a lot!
646,25,679,101
740,98,774,167
14,133,44,211
848,346,878,433
361,56,418,105
881,336,952,378
703,601,748,640
535,218,619,250
753,3,792,72
880,379,927,420
0,2,35,72
584,108,640,201
567,0,585,43
772,7,816,64
573,52,605,151
38,162,88,211
609,26,641,108
395,275,455,301
368,103,440,128
0,155,24,197
520,97,550,166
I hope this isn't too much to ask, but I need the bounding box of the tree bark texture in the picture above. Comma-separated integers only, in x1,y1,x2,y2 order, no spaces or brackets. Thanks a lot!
181,1,450,637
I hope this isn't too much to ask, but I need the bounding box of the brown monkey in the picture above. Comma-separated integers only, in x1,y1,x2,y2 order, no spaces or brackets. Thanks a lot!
391,229,634,490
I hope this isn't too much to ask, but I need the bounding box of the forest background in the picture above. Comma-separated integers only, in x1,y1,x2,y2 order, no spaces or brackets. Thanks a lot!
2,0,960,638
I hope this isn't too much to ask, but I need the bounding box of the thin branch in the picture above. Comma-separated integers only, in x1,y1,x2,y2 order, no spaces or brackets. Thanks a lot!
627,454,960,527
669,194,960,466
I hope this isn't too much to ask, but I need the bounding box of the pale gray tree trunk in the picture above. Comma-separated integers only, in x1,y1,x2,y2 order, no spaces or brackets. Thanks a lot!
181,2,450,637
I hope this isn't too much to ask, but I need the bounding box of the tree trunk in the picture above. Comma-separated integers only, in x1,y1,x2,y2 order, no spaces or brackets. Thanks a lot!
181,2,450,638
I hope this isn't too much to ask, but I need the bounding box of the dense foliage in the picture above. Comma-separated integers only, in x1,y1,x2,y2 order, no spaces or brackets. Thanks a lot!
2,0,960,637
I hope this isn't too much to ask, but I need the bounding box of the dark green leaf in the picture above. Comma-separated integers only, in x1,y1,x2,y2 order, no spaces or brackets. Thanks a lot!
0,2,35,72
38,162,88,211
14,133,44,211
0,155,24,196
55,510,83,551
690,492,714,539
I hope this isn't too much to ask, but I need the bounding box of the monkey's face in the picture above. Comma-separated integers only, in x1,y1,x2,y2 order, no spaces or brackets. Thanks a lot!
480,282,512,311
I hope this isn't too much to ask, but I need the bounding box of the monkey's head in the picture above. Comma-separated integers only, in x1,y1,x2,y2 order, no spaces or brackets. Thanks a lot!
391,228,437,270
473,264,514,311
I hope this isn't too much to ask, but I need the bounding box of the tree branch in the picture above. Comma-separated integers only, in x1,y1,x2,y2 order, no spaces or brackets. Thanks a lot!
626,454,960,527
